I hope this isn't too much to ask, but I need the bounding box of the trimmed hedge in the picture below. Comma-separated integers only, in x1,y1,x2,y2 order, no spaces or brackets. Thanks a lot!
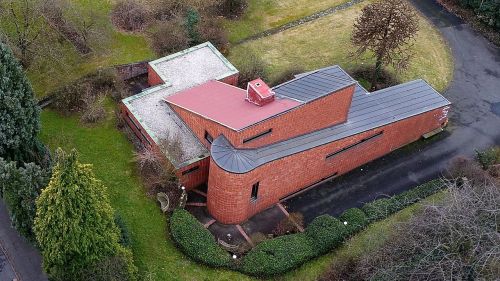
305,215,347,255
240,233,315,276
170,209,232,267
339,208,368,235
363,179,445,222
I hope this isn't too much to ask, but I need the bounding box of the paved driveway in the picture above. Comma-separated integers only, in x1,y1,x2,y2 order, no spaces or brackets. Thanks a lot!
285,0,500,223
0,200,47,281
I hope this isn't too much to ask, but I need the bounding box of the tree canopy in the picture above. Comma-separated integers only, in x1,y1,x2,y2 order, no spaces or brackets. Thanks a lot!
0,158,50,241
351,0,419,89
34,148,122,280
0,41,41,162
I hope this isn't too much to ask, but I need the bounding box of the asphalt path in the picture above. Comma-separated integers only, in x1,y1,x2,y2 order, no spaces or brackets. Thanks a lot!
285,0,500,223
0,200,47,281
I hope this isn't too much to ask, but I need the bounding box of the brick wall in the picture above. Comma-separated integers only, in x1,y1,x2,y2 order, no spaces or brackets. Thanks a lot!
207,107,448,224
148,64,164,86
169,84,355,149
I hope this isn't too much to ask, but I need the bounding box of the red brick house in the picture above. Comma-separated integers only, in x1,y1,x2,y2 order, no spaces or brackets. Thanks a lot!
121,42,451,224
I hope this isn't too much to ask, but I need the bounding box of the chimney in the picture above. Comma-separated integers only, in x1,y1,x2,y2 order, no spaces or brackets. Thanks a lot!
246,79,275,106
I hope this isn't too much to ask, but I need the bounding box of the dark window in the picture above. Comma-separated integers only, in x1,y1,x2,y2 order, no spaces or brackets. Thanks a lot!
251,182,259,201
243,129,272,144
204,131,213,144
181,166,199,175
326,131,384,159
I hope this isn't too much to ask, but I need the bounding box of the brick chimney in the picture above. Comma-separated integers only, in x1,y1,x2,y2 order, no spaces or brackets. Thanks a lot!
246,79,275,106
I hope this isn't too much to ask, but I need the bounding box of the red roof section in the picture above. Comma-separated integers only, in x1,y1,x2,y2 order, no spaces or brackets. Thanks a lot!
165,80,301,131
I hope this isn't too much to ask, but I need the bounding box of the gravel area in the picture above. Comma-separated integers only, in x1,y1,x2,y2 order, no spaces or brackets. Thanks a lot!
124,43,238,168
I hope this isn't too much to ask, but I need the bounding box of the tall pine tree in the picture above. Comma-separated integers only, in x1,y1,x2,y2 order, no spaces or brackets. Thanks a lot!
34,148,124,280
0,41,41,162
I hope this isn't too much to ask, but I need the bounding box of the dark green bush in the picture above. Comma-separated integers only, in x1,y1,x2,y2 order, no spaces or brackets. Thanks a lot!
475,147,500,170
170,209,232,267
363,180,446,222
394,179,445,207
115,213,131,248
240,233,315,276
305,215,347,255
457,0,500,30
362,197,400,222
339,208,368,235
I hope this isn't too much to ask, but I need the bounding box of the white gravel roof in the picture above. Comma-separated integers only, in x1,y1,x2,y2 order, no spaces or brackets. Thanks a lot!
122,42,238,168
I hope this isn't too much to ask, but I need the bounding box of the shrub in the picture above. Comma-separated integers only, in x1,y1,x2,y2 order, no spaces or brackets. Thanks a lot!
79,247,138,281
447,156,491,185
115,213,131,248
80,96,107,124
198,17,228,51
170,208,232,267
0,159,50,242
339,208,368,235
305,215,347,255
112,0,150,31
218,0,248,19
233,52,269,88
272,212,304,236
240,233,315,276
361,197,400,222
475,147,500,170
185,8,201,44
271,65,306,86
151,21,190,56
394,179,445,206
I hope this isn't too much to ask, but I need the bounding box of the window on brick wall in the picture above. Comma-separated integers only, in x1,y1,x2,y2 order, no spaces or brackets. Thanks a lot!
251,182,259,201
204,131,213,144
181,165,199,175
326,131,384,159
243,129,272,144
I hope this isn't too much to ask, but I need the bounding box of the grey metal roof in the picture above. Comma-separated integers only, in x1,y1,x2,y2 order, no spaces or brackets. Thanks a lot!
211,68,451,174
273,67,356,103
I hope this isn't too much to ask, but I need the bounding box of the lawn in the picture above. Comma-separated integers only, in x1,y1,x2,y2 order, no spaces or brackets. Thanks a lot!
229,0,454,92
223,0,352,43
26,0,155,97
39,102,251,281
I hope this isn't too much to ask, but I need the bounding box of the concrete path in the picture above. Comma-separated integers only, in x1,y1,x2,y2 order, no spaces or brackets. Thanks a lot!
0,200,47,281
285,0,500,223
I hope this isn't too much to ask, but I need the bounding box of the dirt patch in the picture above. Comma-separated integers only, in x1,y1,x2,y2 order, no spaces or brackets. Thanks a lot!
349,66,400,90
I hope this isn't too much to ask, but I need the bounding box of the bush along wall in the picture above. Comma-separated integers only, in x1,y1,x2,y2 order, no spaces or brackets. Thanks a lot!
170,179,446,277
169,208,232,267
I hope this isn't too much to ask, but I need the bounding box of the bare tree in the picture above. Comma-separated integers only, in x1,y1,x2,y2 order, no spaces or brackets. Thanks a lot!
0,0,44,65
351,0,419,90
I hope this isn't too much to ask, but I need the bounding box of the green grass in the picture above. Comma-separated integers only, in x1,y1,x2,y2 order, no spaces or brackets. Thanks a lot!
224,0,351,43
229,0,454,92
25,0,155,97
39,103,251,281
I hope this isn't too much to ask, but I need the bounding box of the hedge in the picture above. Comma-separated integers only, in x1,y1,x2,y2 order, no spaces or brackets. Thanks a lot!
363,179,445,222
240,233,315,276
305,215,347,255
339,208,368,235
169,209,232,267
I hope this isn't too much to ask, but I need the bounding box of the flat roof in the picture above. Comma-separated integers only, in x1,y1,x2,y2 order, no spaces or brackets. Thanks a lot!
211,66,451,174
165,80,302,131
122,42,238,168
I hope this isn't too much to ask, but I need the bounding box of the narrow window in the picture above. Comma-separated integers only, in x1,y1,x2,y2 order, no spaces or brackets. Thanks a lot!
204,131,213,144
251,182,259,201
243,129,272,144
326,131,384,159
181,165,199,176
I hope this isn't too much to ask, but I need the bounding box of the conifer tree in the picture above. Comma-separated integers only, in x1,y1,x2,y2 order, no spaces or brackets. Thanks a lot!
34,149,123,280
0,41,41,162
